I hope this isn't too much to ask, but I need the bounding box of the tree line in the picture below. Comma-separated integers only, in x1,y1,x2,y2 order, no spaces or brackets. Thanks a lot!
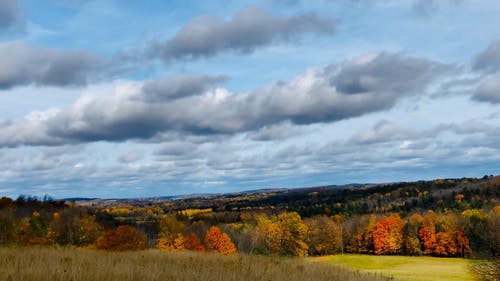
0,194,498,259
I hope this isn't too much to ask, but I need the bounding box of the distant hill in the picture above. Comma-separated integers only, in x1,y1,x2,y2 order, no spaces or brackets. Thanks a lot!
67,176,499,217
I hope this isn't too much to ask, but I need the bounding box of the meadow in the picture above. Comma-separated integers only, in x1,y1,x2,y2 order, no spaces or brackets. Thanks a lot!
0,247,391,281
313,254,474,281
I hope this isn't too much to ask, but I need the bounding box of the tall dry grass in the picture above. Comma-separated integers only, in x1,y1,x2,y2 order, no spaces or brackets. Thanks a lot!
0,247,392,281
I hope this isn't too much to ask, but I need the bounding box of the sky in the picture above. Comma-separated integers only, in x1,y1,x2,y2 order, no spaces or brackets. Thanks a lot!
0,0,499,199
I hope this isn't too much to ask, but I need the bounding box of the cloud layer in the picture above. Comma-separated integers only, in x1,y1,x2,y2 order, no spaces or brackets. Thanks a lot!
0,53,448,147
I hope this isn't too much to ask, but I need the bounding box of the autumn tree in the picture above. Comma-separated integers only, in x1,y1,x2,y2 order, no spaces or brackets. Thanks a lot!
419,211,438,255
156,216,185,250
48,210,102,246
204,226,237,255
306,216,342,255
433,214,460,257
403,213,423,255
255,212,308,256
348,215,376,254
78,215,102,246
95,225,147,251
462,209,489,256
373,214,403,255
255,215,283,255
277,212,308,256
183,232,205,252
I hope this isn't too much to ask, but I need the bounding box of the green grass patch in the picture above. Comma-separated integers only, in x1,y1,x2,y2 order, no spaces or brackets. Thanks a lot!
311,254,474,281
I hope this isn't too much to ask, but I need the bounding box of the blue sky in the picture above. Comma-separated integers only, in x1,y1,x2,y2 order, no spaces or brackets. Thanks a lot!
0,0,499,198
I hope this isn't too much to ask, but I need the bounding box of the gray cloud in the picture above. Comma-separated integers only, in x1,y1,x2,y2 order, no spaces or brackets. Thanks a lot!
118,150,145,163
0,42,100,89
473,40,500,73
155,142,199,157
140,75,226,102
248,122,307,141
149,6,335,60
0,53,449,147
473,74,500,103
333,53,443,95
0,0,21,31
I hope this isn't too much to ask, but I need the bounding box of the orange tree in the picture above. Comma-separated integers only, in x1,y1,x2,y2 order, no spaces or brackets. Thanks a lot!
373,214,403,255
204,226,236,255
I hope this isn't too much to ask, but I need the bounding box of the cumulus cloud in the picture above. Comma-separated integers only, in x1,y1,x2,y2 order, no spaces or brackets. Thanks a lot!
0,42,100,89
149,6,335,60
473,40,500,72
0,0,22,31
0,53,449,147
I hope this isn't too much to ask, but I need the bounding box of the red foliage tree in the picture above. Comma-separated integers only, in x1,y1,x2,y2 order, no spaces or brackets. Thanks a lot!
419,225,437,255
95,225,147,251
183,232,206,252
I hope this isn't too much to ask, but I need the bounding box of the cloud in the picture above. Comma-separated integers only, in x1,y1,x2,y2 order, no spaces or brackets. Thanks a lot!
149,6,335,60
349,120,412,145
118,149,145,163
473,40,500,72
0,42,100,89
333,53,444,95
155,142,198,157
248,122,307,141
140,75,226,102
473,74,500,103
349,119,490,146
0,0,22,31
0,53,449,147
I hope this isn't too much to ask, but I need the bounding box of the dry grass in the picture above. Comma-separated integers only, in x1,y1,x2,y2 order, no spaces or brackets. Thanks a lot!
0,247,391,281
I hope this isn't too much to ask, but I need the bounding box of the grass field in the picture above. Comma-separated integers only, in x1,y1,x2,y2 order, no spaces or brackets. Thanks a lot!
312,254,474,281
0,247,392,281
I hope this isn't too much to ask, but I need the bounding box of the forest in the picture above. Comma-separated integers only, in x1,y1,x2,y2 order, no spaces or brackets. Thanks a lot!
0,176,498,261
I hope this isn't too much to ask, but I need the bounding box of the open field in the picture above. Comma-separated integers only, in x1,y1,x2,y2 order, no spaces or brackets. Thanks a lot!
312,254,474,281
0,247,391,281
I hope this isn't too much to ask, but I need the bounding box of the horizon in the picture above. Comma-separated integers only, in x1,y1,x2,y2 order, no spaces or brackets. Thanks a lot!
6,174,496,201
1,0,499,198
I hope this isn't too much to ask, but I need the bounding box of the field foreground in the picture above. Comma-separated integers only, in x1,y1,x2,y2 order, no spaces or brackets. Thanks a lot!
0,247,391,281
312,254,474,281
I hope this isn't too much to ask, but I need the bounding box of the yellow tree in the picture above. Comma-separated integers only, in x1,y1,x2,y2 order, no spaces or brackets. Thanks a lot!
157,216,185,250
256,215,283,254
276,212,308,257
